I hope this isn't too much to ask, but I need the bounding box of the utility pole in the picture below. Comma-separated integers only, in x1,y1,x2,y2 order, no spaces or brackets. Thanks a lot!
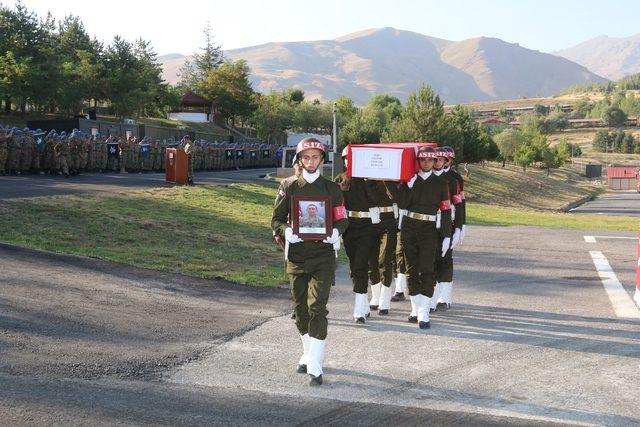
332,102,340,179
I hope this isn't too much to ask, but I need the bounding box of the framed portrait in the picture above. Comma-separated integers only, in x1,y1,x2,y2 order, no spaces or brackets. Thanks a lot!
291,195,333,240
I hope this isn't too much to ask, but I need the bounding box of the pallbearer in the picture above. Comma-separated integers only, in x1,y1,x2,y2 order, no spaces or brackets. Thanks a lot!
397,146,452,329
432,146,466,310
335,146,379,324
367,179,398,315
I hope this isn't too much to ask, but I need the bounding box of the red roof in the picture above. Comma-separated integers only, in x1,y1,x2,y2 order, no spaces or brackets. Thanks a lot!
607,167,639,179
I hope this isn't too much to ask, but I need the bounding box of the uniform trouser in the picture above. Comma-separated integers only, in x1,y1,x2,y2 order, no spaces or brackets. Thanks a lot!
287,254,335,340
435,234,454,283
343,221,375,294
188,158,194,181
395,232,406,275
369,214,398,287
0,150,7,172
58,156,69,175
401,219,438,297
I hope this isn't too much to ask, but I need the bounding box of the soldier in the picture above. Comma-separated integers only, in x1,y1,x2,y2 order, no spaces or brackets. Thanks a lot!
367,178,399,315
54,135,70,178
335,146,379,323
182,136,195,185
119,137,129,173
20,128,33,175
0,126,10,175
432,146,466,311
397,145,452,329
6,129,21,174
271,138,348,386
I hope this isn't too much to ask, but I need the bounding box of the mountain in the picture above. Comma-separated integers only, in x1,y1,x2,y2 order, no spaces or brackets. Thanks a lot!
160,27,607,104
555,34,640,81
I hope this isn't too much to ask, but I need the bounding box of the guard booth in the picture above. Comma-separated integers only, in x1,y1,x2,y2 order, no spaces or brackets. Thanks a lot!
166,148,188,185
607,167,639,190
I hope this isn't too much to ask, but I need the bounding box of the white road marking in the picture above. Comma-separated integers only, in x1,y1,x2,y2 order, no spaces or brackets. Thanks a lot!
589,251,640,319
584,236,596,243
592,236,638,240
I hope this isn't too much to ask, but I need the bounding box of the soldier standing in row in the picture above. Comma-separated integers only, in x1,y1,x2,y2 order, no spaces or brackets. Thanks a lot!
0,126,10,175
334,146,379,324
397,145,452,329
271,138,348,386
54,135,70,178
367,179,399,315
432,146,466,310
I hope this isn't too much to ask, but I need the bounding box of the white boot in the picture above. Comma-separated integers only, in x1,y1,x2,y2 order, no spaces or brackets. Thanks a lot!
392,274,407,301
408,295,418,323
353,293,367,322
307,336,326,385
417,295,431,329
297,333,309,373
369,282,381,309
430,283,440,311
379,285,393,314
436,282,453,310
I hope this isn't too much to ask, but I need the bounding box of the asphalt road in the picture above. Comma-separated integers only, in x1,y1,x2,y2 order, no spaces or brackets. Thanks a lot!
2,224,639,425
0,168,277,199
571,190,640,216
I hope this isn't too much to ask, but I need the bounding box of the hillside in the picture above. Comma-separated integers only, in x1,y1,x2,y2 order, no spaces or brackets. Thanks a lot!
161,27,606,104
555,33,640,81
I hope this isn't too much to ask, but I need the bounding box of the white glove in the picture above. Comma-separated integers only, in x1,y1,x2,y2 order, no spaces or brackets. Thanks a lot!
451,228,461,248
407,174,418,189
392,203,399,219
285,227,303,244
441,237,451,257
369,207,381,224
459,225,466,244
322,228,340,244
398,209,407,230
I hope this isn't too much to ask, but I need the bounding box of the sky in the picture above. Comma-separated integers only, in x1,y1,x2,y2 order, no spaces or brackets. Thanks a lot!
8,0,640,56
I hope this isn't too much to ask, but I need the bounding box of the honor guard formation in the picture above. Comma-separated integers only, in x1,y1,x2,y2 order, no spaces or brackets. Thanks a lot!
0,125,280,178
272,139,466,386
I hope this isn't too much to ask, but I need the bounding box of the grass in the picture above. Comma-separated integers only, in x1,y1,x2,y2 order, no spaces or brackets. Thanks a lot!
0,184,289,287
463,162,601,210
468,204,640,231
0,165,635,287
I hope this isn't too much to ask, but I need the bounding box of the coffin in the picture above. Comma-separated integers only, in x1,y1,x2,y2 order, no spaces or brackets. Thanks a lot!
346,142,437,181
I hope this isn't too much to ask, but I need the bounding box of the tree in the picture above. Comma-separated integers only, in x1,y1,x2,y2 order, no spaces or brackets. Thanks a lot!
601,106,627,127
514,145,535,172
198,59,255,125
494,128,524,166
402,84,445,141
178,22,223,91
339,108,384,147
285,88,304,104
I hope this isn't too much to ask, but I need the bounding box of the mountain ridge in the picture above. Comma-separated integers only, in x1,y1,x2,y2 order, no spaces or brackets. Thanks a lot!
161,27,608,104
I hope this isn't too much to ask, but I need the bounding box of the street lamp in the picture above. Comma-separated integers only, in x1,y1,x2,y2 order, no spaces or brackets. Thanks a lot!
332,102,338,178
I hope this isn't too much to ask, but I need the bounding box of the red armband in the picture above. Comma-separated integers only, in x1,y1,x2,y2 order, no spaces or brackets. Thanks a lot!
439,200,451,211
333,205,347,220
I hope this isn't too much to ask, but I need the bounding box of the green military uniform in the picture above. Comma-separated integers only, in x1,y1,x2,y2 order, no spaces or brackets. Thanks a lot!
20,134,33,174
0,131,8,175
367,180,399,312
335,172,377,321
272,172,348,338
54,139,70,177
398,167,452,328
6,132,20,174
272,140,348,386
